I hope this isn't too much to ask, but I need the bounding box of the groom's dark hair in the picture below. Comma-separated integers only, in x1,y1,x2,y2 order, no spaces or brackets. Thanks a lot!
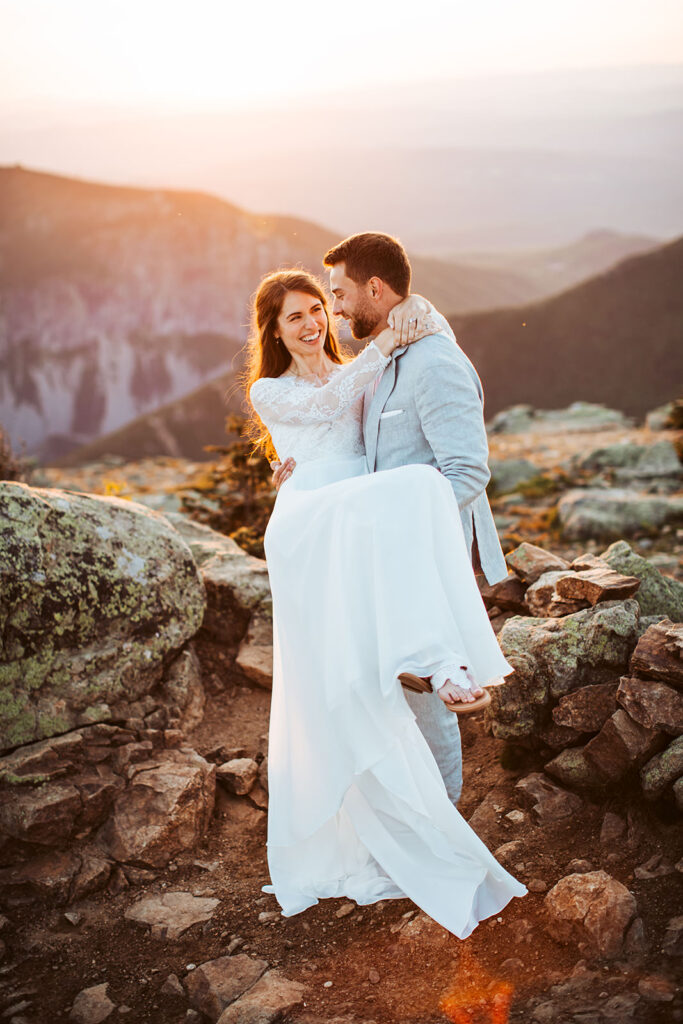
323,232,411,297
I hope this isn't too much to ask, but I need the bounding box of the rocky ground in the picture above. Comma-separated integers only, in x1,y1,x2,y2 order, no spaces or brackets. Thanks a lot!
1,402,682,1024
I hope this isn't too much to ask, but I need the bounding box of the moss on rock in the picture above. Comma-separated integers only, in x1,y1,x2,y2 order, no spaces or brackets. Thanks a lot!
0,483,206,752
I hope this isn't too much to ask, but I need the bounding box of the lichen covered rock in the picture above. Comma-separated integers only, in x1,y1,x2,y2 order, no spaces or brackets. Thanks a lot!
489,600,639,740
558,489,683,541
601,541,683,620
640,736,683,799
0,483,206,752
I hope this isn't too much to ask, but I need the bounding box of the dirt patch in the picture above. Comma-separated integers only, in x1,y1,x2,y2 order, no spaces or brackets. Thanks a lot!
3,689,681,1023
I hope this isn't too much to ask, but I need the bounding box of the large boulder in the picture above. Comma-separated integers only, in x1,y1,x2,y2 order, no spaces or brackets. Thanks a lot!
544,870,637,958
558,489,683,541
0,483,206,752
490,601,639,740
488,403,629,435
577,440,681,488
601,542,683,620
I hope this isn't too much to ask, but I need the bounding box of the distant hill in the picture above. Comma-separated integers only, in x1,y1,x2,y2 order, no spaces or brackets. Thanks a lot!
449,236,683,421
0,166,544,460
54,372,240,466
59,236,683,465
449,230,660,299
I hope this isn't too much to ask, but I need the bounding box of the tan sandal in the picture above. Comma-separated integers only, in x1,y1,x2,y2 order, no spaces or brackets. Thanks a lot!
398,672,434,695
443,689,491,715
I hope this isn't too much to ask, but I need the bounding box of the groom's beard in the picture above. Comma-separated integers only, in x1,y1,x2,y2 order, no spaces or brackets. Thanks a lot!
348,301,382,341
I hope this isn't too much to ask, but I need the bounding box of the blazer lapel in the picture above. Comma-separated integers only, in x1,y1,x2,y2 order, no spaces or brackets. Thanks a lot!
364,347,406,471
362,380,374,434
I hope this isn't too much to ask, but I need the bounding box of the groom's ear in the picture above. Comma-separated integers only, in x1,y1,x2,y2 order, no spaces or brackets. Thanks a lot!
367,276,384,301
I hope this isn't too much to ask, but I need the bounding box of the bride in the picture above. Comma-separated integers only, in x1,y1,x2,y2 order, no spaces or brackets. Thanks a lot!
245,268,525,936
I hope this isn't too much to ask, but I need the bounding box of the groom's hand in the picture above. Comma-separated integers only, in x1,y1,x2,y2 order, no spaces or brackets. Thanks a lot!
271,457,296,491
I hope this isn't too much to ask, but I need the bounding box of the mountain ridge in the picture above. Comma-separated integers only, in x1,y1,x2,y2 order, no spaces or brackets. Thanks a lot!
54,235,683,466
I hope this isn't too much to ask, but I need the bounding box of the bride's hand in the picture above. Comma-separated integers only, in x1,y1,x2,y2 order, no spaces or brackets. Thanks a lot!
388,294,437,347
271,457,296,490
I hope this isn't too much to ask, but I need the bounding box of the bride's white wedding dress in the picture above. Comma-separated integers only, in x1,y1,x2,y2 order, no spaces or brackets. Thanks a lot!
250,340,526,937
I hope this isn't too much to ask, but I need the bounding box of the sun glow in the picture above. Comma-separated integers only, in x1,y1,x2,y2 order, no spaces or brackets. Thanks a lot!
1,0,682,114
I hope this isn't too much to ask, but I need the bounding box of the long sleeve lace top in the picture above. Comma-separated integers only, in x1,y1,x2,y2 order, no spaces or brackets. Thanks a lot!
249,340,390,464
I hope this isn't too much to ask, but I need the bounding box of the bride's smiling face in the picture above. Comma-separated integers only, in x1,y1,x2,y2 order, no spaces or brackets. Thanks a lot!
275,291,329,357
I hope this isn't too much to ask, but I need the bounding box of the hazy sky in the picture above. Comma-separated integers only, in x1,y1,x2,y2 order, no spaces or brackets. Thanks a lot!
2,0,683,112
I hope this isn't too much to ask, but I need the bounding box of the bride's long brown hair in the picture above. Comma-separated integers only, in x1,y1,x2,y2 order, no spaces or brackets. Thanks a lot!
242,269,347,459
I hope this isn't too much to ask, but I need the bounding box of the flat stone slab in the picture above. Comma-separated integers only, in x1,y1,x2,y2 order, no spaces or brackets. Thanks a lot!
185,954,269,1021
556,567,641,605
505,542,570,585
216,970,305,1024
124,891,220,939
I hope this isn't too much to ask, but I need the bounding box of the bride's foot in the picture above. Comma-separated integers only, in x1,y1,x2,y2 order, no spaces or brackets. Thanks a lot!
434,666,491,715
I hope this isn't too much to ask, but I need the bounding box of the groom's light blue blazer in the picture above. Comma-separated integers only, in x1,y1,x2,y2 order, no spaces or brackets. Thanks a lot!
362,327,507,585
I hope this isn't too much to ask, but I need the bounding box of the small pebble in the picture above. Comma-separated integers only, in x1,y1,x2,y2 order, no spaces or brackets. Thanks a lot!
505,810,525,824
185,963,197,972
567,859,594,874
64,911,81,926
527,878,548,893
368,969,380,984
323,980,333,988
227,937,244,954
500,958,524,974
335,903,355,918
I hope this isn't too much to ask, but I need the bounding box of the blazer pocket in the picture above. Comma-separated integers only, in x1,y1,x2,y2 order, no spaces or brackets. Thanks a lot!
380,409,405,420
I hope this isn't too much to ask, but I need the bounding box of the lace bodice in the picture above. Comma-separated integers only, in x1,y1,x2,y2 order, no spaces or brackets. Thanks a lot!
250,341,390,464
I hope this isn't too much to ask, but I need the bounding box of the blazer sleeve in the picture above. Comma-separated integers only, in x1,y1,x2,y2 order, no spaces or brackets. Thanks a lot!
413,352,490,510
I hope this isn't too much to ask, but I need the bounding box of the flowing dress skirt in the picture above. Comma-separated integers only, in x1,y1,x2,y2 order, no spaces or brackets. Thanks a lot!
262,456,526,936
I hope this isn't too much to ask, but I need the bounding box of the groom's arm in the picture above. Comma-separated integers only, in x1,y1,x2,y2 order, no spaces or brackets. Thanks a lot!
413,351,490,510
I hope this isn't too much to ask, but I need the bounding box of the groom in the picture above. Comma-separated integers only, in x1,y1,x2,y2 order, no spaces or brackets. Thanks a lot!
273,232,507,805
